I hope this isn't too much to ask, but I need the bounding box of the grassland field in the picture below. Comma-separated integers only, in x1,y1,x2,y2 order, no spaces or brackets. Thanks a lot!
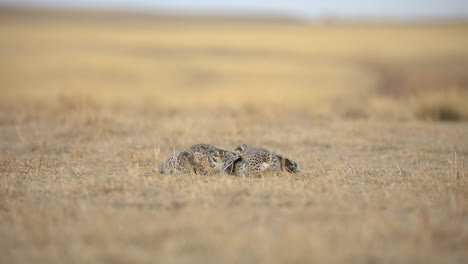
0,8,468,264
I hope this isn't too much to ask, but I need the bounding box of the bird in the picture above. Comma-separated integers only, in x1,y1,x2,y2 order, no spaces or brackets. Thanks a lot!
154,144,239,175
231,144,298,177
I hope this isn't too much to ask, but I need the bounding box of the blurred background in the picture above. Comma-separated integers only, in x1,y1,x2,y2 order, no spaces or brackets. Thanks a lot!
1,0,468,120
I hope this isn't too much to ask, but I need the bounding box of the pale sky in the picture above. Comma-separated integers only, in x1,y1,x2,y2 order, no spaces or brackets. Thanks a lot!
1,0,468,19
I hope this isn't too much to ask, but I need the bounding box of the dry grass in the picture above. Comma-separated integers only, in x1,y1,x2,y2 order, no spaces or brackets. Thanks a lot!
1,8,468,264
2,9,468,119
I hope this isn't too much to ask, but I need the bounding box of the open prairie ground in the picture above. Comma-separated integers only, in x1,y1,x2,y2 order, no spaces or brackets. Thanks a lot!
1,9,468,264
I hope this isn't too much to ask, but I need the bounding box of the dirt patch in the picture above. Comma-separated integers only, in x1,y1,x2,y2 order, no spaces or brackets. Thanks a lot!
373,62,468,97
